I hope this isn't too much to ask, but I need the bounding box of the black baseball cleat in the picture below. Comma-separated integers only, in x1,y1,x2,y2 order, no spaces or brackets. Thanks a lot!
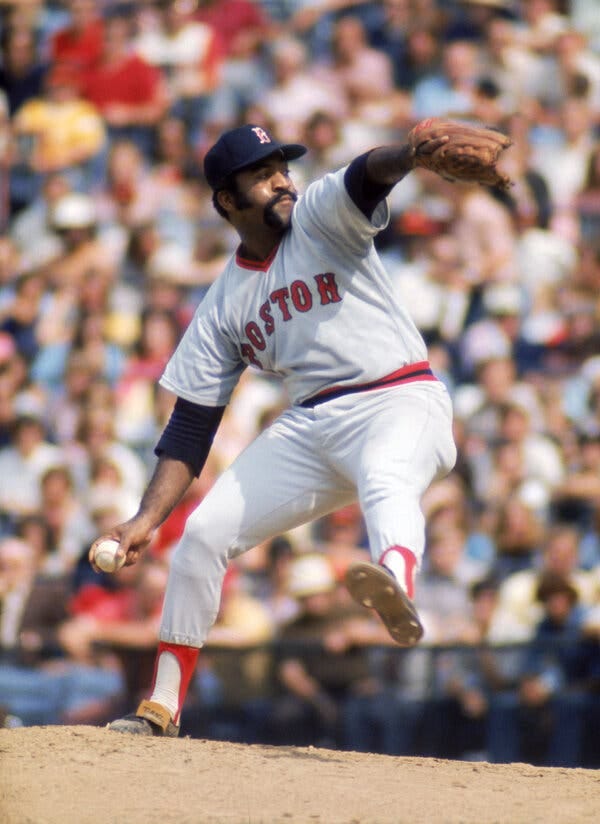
107,700,180,737
345,561,424,647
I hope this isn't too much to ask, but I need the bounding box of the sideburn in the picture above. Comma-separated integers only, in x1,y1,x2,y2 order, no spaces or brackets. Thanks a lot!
231,184,252,211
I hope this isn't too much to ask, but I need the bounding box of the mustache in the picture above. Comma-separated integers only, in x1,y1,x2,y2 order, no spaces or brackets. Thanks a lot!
266,191,298,209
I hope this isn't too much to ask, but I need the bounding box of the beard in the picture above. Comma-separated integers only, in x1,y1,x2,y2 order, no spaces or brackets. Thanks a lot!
232,188,297,230
264,193,296,230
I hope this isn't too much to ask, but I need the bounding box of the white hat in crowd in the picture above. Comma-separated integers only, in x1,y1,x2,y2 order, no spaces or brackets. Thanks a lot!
286,553,336,598
50,193,97,230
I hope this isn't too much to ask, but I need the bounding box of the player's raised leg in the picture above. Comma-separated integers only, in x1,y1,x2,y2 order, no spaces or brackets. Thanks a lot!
333,382,457,645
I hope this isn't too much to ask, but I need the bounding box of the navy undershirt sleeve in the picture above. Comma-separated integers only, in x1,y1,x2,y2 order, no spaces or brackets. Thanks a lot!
344,151,394,220
154,397,226,477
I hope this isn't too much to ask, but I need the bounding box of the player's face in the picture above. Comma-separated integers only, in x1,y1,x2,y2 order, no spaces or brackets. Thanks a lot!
230,156,298,232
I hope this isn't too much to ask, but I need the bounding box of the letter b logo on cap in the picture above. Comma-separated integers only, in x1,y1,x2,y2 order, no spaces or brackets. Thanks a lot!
251,127,271,145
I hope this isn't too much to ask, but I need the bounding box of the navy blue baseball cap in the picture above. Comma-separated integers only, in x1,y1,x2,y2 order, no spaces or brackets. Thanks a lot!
203,124,307,191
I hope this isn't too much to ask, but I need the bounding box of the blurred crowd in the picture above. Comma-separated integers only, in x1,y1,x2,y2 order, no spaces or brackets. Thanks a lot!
0,0,599,767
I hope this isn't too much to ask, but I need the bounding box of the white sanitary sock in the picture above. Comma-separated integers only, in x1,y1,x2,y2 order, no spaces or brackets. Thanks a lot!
149,651,181,718
379,546,417,598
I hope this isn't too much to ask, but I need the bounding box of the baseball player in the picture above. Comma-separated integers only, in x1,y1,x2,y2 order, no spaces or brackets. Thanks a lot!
93,122,458,737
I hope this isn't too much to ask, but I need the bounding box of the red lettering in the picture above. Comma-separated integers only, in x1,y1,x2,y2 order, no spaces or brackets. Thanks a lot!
314,272,342,305
259,300,275,335
241,343,263,369
270,287,292,321
245,321,266,350
290,280,313,312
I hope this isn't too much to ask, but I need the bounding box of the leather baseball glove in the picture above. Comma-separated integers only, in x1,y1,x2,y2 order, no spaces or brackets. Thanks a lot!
407,118,513,190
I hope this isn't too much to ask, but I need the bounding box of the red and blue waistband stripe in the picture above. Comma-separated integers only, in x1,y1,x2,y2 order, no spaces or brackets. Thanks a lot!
299,361,437,408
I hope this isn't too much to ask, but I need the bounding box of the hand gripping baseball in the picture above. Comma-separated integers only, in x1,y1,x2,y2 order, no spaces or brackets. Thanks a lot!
89,516,155,572
408,118,513,190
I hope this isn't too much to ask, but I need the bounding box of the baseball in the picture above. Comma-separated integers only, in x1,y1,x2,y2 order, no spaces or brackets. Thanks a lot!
94,539,125,574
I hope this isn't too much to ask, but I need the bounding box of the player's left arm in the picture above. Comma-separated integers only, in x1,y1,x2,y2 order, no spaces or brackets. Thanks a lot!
364,144,417,186
365,132,451,186
344,138,447,220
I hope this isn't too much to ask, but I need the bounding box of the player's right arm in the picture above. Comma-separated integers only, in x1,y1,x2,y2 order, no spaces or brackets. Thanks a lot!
104,454,196,567
90,399,225,569
89,454,193,570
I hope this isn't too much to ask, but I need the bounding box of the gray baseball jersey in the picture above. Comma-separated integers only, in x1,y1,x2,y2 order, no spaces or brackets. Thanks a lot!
159,167,428,407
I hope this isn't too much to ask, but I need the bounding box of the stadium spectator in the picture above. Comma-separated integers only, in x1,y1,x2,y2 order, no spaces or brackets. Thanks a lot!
133,0,223,143
415,524,489,644
189,562,275,742
50,0,104,74
554,28,600,111
60,557,167,661
113,308,182,448
194,0,272,58
269,553,376,748
57,557,168,723
251,535,302,629
489,494,545,581
0,268,47,362
14,512,55,570
9,172,70,260
486,571,597,766
342,641,432,757
575,144,600,245
552,431,600,545
40,355,108,446
151,115,194,183
0,408,65,521
411,39,481,119
11,62,106,196
0,25,48,117
38,464,95,577
400,25,442,93
80,11,169,158
43,191,117,289
298,109,347,181
364,0,411,88
488,524,600,643
193,0,275,125
261,36,344,144
518,0,570,56
529,95,596,227
455,353,543,443
452,179,518,286
313,503,369,582
496,399,565,505
0,337,26,447
0,532,122,726
32,304,125,398
69,404,148,501
480,14,547,113
0,536,69,667
95,138,169,234
315,14,395,113
426,575,505,761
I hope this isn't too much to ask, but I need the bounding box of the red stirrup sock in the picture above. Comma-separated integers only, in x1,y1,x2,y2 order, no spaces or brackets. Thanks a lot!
379,546,417,600
149,641,200,724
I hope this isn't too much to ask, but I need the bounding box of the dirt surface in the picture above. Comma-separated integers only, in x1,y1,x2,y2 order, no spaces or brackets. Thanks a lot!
0,726,598,824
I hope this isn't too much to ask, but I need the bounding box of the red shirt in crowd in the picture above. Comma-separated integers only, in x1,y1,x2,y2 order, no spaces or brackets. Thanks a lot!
51,19,105,72
81,54,163,111
194,0,271,57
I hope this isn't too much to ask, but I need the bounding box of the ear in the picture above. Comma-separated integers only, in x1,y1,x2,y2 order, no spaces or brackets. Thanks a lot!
216,189,234,214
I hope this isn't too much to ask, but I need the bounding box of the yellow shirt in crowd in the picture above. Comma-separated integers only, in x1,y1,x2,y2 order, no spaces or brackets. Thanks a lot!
14,99,105,171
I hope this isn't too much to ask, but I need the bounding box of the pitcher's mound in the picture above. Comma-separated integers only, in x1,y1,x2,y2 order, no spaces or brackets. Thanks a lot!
0,726,598,823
